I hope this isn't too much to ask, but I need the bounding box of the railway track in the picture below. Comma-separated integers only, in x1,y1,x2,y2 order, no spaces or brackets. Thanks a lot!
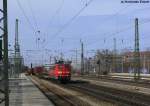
30,75,150,106
73,75,150,88
29,76,91,106
45,77,150,106
67,83,150,106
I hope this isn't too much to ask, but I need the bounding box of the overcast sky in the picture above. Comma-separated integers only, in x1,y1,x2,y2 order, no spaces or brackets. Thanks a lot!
0,0,150,66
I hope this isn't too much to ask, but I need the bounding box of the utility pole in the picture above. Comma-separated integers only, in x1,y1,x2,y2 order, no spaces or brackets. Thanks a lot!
71,49,78,69
121,57,124,73
50,56,52,64
60,38,64,60
75,48,78,67
14,19,21,78
80,40,84,75
113,38,117,72
0,0,9,106
134,18,140,80
143,54,146,72
98,54,101,77
31,63,33,69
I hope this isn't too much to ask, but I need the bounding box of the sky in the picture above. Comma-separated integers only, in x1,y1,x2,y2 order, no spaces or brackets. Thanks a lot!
0,0,150,66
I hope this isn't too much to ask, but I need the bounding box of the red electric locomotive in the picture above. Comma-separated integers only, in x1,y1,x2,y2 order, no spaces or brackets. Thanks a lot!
49,60,71,83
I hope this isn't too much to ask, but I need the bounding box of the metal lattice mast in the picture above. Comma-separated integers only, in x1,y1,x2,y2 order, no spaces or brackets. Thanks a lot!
14,19,21,78
80,40,84,75
15,19,20,56
134,18,140,80
0,0,9,106
113,38,117,72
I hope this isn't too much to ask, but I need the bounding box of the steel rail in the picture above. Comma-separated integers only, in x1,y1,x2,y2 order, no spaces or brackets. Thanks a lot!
30,76,78,106
73,75,150,88
68,83,150,106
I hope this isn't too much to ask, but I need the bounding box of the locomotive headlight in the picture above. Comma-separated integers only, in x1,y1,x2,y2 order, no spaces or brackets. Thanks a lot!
58,71,62,74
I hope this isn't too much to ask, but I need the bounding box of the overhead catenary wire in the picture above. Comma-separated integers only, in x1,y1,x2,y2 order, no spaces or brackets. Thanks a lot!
15,1,150,63
86,19,150,47
84,5,149,46
117,19,150,42
46,0,64,32
68,5,150,48
50,0,94,40
27,0,39,30
16,0,36,32
84,5,132,46
41,0,65,49
55,4,131,48
117,19,150,44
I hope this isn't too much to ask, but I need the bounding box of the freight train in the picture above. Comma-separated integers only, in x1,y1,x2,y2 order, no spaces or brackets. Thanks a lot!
28,60,71,83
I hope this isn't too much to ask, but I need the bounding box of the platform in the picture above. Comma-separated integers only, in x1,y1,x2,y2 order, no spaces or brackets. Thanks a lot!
1,74,54,106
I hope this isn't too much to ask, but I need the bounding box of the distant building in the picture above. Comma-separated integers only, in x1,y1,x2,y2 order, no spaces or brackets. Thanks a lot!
83,50,150,74
8,55,24,78
123,51,150,74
